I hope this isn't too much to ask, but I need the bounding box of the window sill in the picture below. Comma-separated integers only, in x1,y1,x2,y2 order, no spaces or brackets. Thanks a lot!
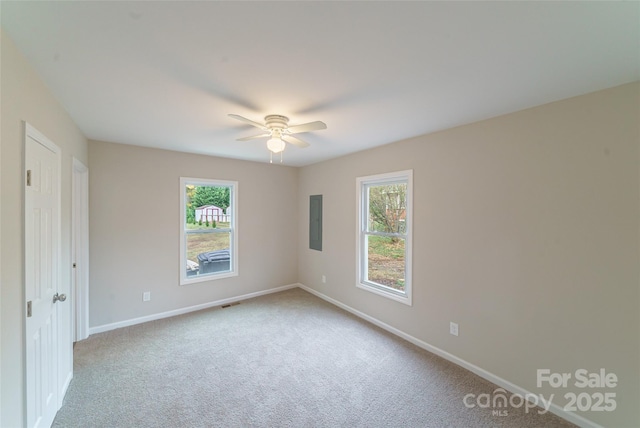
356,281,412,306
180,271,237,286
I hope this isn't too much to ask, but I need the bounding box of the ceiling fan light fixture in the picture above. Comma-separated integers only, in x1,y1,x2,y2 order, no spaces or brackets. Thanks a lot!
266,137,286,154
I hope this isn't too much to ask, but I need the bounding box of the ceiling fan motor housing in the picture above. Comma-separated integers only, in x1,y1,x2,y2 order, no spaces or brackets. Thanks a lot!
265,115,289,130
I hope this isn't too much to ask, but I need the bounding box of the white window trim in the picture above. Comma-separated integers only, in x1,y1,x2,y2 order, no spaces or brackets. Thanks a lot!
356,170,413,306
180,177,238,285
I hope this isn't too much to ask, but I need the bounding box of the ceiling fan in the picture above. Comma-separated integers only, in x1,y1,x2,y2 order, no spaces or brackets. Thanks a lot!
229,114,326,163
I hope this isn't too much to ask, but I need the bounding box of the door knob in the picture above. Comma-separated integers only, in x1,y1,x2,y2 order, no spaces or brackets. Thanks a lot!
53,293,66,303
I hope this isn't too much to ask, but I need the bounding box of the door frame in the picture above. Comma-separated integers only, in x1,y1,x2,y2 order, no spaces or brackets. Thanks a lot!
72,158,89,342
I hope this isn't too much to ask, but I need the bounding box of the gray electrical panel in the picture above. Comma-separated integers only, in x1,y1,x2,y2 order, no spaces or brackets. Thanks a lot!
309,195,322,251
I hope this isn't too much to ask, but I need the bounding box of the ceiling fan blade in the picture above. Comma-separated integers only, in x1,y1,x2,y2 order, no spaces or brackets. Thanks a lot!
282,134,310,148
228,114,267,130
286,121,327,134
236,133,271,141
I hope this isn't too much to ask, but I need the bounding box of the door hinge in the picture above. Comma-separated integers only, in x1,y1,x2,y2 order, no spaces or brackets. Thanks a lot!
27,301,32,317
26,170,32,186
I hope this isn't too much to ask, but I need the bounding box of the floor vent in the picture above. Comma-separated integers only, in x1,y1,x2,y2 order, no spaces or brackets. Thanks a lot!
221,302,241,309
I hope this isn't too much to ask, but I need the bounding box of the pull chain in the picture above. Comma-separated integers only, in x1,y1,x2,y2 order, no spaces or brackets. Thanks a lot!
270,151,273,164
269,151,284,164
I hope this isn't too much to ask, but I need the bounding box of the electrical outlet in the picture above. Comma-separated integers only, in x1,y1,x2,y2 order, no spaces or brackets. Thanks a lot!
450,322,459,337
322,275,326,283
143,292,151,302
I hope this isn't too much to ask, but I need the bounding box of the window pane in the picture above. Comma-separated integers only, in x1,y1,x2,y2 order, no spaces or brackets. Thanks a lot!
186,184,232,228
366,235,405,291
181,177,237,285
186,232,231,277
367,182,407,234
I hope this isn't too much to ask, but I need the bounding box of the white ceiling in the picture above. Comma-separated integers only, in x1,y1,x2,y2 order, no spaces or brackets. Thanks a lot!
2,1,638,166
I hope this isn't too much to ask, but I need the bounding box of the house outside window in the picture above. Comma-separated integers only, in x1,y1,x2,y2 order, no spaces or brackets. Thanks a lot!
356,170,412,305
180,177,238,285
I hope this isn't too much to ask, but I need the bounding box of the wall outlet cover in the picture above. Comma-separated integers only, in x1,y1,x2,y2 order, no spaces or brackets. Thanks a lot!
450,322,459,336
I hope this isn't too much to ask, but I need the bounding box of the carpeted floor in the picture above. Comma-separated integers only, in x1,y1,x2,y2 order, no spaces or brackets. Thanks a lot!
53,288,573,427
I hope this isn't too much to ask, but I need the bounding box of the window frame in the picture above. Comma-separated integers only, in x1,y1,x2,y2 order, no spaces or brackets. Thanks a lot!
356,170,413,305
180,177,238,285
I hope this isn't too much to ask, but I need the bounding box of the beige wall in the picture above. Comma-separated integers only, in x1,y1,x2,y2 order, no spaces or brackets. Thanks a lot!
0,30,89,427
298,82,640,427
88,141,299,327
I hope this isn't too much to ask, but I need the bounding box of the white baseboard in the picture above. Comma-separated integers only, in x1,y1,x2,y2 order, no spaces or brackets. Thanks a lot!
88,283,298,335
297,283,601,428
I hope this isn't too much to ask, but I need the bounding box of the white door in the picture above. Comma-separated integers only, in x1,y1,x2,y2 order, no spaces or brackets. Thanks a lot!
24,123,71,428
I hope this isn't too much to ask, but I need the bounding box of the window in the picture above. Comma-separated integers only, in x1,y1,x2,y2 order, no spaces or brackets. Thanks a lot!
180,177,238,285
357,170,412,305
